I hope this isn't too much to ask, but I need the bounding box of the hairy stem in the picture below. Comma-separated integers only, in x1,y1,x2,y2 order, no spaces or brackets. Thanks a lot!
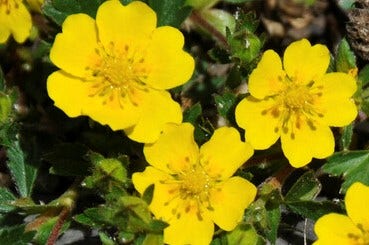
189,10,230,49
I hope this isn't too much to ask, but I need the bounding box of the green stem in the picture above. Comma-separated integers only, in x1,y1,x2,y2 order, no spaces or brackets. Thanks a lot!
189,10,230,49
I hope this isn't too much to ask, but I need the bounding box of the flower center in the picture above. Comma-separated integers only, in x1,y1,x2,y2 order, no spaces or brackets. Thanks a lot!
161,160,217,221
178,166,212,200
262,76,324,138
0,0,19,14
85,42,150,107
282,84,314,111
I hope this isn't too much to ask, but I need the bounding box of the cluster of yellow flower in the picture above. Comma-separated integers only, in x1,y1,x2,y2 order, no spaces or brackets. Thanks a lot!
1,0,363,244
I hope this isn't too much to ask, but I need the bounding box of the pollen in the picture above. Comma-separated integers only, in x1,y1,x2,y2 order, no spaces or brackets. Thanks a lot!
178,165,212,200
86,42,150,107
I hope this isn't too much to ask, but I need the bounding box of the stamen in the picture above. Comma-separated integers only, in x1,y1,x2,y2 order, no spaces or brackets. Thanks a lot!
307,120,317,131
85,42,151,107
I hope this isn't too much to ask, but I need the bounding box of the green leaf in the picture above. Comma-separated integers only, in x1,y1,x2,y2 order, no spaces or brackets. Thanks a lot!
0,188,16,213
322,151,369,192
74,212,104,229
118,232,135,243
147,219,168,233
7,141,38,197
286,200,342,221
336,38,356,73
359,64,369,88
84,156,129,192
74,207,116,228
120,196,151,224
225,65,243,89
148,0,192,27
340,123,354,151
200,9,236,35
0,93,12,123
98,158,128,183
337,0,355,10
99,232,116,245
227,224,264,245
265,206,280,243
361,99,369,116
228,29,262,66
142,234,164,245
44,143,91,176
0,225,35,245
244,185,282,244
186,0,219,9
11,198,59,214
285,171,321,202
214,92,237,123
142,184,154,204
42,0,105,25
183,103,202,124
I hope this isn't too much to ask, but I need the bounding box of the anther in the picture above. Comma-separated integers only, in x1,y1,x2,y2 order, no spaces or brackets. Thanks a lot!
307,120,316,130
290,133,295,139
271,108,280,118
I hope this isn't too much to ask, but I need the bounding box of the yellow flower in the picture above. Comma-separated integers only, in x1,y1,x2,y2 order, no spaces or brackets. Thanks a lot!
314,182,369,245
47,0,194,143
0,0,32,43
132,123,257,245
235,39,357,167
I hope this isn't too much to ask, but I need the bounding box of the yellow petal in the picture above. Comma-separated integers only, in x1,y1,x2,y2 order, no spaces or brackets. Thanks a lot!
1,2,31,43
208,177,256,231
319,98,357,127
145,26,195,90
163,211,214,245
319,73,357,98
235,96,280,150
47,71,140,129
83,90,141,131
132,166,168,195
199,127,253,179
50,14,99,78
317,73,357,127
125,90,182,143
283,39,330,84
281,119,334,167
314,213,363,245
0,22,10,43
96,0,156,47
149,181,181,221
47,71,88,117
143,123,199,173
248,50,285,99
345,182,369,230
